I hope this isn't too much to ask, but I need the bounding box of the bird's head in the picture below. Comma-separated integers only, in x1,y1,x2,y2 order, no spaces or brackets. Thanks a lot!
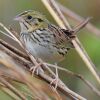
14,10,49,32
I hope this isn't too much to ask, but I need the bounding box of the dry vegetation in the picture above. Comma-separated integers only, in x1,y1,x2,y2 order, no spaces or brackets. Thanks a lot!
0,0,100,100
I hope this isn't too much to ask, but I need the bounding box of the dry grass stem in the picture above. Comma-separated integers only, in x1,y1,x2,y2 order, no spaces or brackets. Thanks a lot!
0,76,26,100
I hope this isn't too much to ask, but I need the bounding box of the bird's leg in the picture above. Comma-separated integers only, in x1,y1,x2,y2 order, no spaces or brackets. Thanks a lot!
30,58,44,75
50,63,59,89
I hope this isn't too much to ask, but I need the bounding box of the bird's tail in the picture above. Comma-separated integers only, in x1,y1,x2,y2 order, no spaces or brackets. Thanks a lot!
72,17,92,34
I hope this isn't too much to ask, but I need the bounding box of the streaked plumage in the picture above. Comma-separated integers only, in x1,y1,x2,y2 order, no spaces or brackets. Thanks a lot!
15,10,74,63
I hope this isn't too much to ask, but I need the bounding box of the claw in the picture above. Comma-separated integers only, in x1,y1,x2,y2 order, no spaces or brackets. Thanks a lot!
50,77,59,89
50,63,59,89
30,63,42,75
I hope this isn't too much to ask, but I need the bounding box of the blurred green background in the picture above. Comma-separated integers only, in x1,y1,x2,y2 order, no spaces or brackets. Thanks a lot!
0,0,100,99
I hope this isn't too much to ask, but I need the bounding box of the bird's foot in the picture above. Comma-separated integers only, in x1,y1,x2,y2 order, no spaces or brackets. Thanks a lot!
30,62,43,75
50,63,59,90
50,76,59,90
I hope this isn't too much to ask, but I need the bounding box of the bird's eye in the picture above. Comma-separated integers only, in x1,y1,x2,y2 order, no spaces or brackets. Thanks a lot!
27,15,32,20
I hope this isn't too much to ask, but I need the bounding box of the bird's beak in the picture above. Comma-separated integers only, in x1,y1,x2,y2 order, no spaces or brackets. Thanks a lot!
14,16,21,21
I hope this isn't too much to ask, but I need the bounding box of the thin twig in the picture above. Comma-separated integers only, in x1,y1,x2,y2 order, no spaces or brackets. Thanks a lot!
0,23,21,46
0,39,30,61
41,0,100,84
0,87,23,100
0,30,16,41
0,77,26,100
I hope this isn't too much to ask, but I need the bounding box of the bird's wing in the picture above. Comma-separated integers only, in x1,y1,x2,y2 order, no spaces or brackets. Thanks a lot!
48,24,74,48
